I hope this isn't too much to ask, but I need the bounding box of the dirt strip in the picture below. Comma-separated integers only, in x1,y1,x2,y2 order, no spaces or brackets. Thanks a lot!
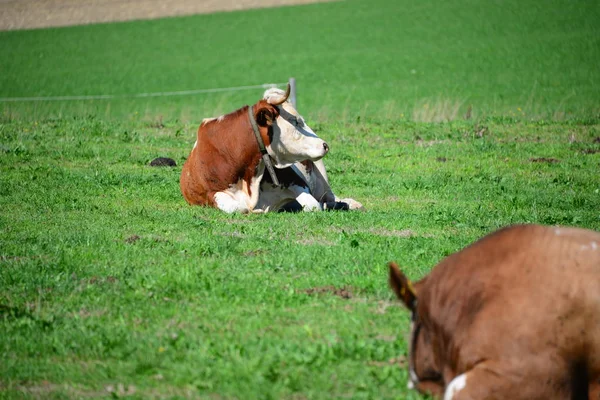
0,0,334,31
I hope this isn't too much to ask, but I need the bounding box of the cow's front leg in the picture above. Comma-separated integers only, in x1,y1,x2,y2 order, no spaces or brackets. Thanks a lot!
257,184,322,212
323,197,364,211
288,184,321,211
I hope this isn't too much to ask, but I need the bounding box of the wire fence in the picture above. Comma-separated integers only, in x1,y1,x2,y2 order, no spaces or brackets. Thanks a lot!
0,81,290,103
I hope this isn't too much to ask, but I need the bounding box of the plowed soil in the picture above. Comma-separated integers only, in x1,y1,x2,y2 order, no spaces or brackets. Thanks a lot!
0,0,333,31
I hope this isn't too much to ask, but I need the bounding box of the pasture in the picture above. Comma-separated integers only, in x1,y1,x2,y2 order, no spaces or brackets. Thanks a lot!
1,0,599,122
1,0,599,398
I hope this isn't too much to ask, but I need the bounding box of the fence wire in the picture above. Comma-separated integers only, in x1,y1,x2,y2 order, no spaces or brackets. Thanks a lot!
0,82,288,102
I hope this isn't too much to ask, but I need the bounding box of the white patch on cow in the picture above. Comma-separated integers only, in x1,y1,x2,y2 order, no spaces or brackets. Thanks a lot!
581,241,598,251
555,228,561,236
294,189,322,211
286,183,322,211
217,114,226,122
213,175,262,214
192,140,198,150
263,87,288,105
409,369,419,388
444,374,467,400
201,117,216,125
214,192,242,214
407,320,419,389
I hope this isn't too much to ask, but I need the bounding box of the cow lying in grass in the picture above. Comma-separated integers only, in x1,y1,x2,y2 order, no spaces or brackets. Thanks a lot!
388,224,600,399
180,85,363,213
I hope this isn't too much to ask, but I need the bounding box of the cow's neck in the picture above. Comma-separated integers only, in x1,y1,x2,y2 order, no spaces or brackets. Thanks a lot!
247,105,279,186
209,107,266,188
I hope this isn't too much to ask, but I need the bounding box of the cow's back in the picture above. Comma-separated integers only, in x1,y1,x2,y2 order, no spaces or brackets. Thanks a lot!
180,125,211,206
420,224,600,394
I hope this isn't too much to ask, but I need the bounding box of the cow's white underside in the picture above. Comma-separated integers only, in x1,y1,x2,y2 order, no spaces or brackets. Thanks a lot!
213,177,363,214
212,157,325,215
214,181,322,214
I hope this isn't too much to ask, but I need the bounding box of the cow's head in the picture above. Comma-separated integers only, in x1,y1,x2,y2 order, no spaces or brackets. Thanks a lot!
256,85,329,168
388,262,444,397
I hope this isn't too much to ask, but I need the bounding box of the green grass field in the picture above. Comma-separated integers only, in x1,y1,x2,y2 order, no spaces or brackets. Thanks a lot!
1,0,600,398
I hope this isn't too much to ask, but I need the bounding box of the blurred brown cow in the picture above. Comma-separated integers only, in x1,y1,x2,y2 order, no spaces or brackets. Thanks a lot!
389,224,600,399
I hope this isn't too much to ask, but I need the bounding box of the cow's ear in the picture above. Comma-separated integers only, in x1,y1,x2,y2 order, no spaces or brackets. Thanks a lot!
388,261,418,312
256,107,275,127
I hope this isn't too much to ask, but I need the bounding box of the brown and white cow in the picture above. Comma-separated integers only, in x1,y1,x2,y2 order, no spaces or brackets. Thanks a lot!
388,224,600,399
180,85,363,213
